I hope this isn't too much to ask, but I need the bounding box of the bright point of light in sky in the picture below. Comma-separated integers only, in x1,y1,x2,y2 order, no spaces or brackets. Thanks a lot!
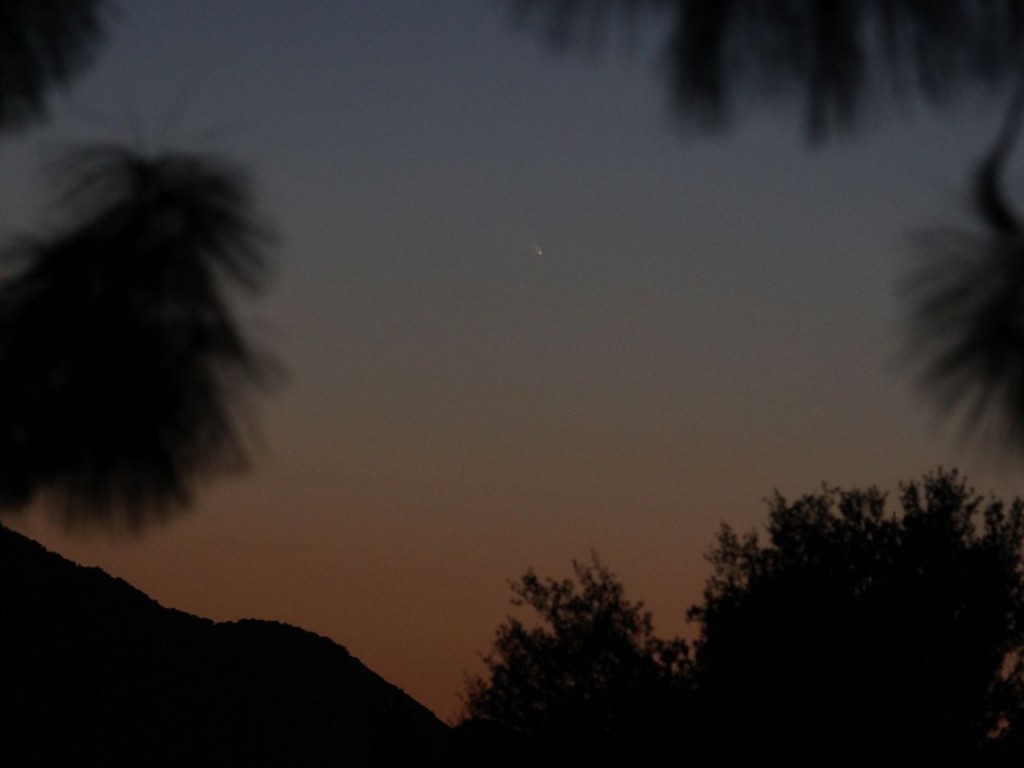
4,0,1024,723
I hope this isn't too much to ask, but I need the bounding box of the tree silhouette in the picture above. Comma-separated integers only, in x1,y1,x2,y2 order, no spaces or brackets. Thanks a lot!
509,0,1024,138
0,0,110,132
0,146,272,528
509,1,1024,452
0,6,275,529
463,555,690,766
687,469,1024,765
466,472,1024,762
905,72,1024,453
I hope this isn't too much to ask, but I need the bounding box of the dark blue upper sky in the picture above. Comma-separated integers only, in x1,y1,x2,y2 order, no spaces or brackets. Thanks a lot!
3,0,1020,719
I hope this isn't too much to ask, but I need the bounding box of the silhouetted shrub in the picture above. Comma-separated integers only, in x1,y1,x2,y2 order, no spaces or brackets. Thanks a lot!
463,555,690,766
688,469,1024,765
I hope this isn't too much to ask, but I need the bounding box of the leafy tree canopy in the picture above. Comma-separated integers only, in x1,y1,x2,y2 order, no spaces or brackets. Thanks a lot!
689,469,1024,765
468,471,1024,765
463,555,689,765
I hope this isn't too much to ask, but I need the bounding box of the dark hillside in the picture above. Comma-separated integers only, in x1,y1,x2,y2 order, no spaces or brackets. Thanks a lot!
0,523,449,766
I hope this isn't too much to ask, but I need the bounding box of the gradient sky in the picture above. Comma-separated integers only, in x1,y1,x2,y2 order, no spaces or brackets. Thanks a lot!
4,1,1024,721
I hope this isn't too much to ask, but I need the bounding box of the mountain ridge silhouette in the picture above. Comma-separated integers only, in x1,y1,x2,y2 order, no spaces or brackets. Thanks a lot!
0,522,450,766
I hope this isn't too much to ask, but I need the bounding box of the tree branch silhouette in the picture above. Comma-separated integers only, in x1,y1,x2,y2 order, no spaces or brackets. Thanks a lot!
0,0,110,132
507,0,1024,138
508,1,1024,452
906,62,1024,452
0,146,273,529
0,6,279,530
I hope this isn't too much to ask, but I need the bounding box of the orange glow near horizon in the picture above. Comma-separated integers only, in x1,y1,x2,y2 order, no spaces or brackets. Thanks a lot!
5,0,1024,724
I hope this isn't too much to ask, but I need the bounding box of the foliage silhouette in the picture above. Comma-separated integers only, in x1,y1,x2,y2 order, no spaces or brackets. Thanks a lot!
0,146,272,528
0,0,110,132
905,72,1024,453
468,472,1024,764
510,1,1024,454
0,7,276,529
508,0,1024,138
688,469,1024,766
463,555,689,766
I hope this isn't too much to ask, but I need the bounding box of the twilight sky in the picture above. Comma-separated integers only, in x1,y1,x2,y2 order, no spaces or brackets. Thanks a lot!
4,1,1024,721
